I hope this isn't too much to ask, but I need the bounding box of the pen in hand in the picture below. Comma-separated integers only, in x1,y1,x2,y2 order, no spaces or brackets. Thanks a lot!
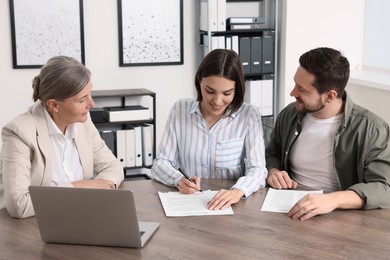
178,168,203,192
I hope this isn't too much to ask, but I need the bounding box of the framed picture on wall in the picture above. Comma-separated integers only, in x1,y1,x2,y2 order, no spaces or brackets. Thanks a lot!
118,0,183,66
9,0,85,69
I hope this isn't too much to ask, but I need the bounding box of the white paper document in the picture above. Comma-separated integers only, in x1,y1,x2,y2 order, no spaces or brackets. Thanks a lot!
260,188,323,213
158,190,234,217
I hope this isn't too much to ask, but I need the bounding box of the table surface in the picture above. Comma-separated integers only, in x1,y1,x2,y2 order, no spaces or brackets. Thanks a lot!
1,179,390,260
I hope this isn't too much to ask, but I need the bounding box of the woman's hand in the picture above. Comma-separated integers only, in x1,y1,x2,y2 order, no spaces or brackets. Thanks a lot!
72,179,116,189
207,189,244,210
177,176,201,194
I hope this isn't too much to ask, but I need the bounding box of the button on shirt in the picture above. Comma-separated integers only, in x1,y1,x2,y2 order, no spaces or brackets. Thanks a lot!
44,109,83,186
151,99,267,197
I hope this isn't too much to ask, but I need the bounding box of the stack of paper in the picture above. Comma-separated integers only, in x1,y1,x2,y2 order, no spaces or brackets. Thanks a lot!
158,190,234,217
260,188,323,213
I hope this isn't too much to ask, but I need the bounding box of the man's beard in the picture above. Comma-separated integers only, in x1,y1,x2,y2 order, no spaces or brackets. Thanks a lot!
295,97,325,113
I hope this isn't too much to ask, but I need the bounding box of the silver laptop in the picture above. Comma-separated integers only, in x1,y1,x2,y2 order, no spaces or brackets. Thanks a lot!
29,186,159,248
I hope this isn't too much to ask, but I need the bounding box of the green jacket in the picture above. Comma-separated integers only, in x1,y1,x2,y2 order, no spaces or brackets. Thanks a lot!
266,92,390,210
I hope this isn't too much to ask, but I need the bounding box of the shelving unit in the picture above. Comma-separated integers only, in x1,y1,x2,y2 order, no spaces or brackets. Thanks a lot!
198,0,278,144
200,29,275,80
91,88,156,177
199,0,277,75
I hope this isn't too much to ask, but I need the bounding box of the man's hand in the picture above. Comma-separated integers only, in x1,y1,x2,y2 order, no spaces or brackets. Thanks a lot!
288,190,365,220
267,168,298,189
288,193,337,220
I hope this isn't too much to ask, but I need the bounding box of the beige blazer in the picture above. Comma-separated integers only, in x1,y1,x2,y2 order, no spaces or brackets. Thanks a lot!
0,101,124,218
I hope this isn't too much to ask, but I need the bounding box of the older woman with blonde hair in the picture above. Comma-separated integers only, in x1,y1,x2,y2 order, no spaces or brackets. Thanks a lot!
0,56,124,219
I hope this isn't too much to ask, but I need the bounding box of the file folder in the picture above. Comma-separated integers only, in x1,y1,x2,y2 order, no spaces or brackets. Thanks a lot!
211,36,219,50
244,79,274,116
261,79,274,116
116,130,127,167
218,35,225,49
226,17,265,25
200,0,225,32
141,124,154,166
203,35,221,50
250,36,262,74
217,0,226,31
231,35,239,54
99,130,116,156
104,106,150,122
203,34,226,57
262,31,275,74
239,37,251,75
228,24,262,30
125,128,136,167
134,126,143,167
225,36,232,50
244,80,262,109
200,0,218,31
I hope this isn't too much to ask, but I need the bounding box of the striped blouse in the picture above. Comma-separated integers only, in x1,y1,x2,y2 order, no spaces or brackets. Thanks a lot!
151,98,267,197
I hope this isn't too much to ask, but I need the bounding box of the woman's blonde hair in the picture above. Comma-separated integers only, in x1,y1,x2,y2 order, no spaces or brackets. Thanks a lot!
32,56,91,107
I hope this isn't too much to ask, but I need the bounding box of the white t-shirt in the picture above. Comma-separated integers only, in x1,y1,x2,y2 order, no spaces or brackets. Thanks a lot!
289,113,343,192
44,108,83,186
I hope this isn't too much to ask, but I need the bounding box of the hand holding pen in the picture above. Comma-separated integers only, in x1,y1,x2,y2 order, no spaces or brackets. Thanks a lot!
177,168,203,193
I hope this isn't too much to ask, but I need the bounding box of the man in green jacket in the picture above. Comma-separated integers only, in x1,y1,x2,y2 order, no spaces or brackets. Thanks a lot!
266,47,390,220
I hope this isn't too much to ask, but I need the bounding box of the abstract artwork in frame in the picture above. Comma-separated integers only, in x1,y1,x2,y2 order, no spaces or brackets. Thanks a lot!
118,0,183,66
9,0,85,69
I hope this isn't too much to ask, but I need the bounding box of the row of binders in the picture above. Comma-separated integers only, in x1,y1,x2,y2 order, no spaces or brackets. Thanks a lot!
203,31,275,75
200,0,226,32
99,124,154,168
200,0,273,32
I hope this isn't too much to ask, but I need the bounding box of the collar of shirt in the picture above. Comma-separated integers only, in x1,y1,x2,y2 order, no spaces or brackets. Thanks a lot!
189,99,239,119
43,106,77,140
43,105,83,186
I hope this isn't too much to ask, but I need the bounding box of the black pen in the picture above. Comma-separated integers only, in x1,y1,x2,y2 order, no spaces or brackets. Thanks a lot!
178,168,203,192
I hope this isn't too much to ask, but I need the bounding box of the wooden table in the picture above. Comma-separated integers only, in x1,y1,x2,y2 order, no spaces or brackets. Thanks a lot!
1,179,389,259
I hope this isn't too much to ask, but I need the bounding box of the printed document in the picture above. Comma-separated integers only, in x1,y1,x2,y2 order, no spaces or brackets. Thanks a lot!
261,188,323,213
158,190,234,217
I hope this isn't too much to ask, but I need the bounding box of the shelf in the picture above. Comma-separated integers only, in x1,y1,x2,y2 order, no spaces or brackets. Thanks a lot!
245,74,274,80
91,88,157,175
91,88,155,98
200,29,275,36
226,0,260,2
93,119,154,127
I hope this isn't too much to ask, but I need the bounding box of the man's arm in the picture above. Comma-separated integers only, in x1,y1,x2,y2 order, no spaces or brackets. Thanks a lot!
288,190,365,221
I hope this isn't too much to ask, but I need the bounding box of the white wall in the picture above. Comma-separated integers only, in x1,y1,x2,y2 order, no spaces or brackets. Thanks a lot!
278,0,365,112
348,83,390,124
0,0,197,146
2,0,389,148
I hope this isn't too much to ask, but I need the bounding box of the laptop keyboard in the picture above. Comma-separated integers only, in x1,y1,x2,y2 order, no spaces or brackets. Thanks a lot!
140,231,145,237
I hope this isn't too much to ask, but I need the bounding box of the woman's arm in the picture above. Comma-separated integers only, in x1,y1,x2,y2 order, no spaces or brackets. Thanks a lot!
1,122,37,218
86,118,124,187
231,106,267,197
151,103,182,187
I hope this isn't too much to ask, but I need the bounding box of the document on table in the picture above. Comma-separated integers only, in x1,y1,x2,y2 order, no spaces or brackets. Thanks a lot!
158,190,234,217
260,188,323,213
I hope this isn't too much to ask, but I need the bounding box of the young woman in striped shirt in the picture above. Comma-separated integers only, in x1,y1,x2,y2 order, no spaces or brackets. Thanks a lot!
152,49,267,210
